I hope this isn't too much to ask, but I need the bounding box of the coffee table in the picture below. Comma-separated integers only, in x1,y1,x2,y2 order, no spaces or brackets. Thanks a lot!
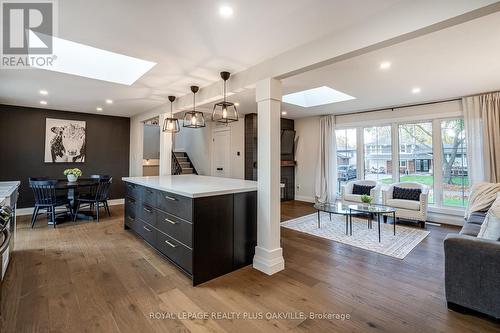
313,202,352,235
348,204,396,242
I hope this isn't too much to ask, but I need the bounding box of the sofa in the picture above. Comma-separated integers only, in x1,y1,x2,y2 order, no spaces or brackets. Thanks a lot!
382,182,429,228
444,211,500,320
341,180,380,205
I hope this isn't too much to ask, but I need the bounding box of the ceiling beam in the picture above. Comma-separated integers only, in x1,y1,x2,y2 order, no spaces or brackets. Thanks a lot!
133,0,500,121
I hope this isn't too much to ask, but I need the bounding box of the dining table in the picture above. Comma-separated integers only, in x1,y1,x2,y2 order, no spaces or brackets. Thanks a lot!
54,178,100,223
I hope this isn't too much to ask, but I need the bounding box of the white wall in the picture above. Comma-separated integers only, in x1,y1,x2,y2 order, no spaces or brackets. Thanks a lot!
173,119,245,179
174,122,213,176
294,116,320,202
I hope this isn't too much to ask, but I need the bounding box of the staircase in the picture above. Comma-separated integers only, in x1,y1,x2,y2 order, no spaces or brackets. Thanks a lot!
172,152,198,175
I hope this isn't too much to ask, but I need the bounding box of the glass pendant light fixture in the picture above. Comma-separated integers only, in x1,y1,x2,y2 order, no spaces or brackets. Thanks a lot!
183,85,206,128
212,71,238,124
162,95,180,133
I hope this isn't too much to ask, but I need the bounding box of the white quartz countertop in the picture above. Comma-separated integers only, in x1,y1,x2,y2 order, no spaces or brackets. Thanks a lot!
122,175,257,198
0,181,20,204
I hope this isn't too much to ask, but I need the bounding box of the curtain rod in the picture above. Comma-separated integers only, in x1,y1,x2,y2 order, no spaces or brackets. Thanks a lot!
334,98,460,117
335,89,500,117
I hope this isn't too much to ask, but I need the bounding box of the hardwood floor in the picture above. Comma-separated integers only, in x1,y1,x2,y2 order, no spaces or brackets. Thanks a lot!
1,201,499,332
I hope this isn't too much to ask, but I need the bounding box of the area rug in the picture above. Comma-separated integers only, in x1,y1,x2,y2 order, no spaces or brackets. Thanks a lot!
281,213,430,259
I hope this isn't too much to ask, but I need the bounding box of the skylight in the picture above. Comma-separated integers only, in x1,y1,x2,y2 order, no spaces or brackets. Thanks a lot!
30,35,156,85
282,86,355,107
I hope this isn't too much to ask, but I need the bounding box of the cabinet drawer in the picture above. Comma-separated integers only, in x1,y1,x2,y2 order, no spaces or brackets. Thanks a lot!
143,187,156,206
156,210,192,248
125,197,139,217
157,191,192,221
139,221,156,245
125,182,142,200
157,231,192,274
139,204,156,226
124,211,138,230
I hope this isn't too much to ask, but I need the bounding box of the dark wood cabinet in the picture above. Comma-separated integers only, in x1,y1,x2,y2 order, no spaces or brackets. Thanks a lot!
123,181,257,286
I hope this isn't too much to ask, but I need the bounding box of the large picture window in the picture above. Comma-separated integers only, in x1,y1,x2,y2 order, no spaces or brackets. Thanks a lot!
398,122,434,203
335,128,357,192
441,119,469,207
364,126,392,183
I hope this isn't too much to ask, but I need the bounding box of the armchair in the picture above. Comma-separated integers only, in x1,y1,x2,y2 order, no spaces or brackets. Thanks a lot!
341,180,380,205
382,182,429,228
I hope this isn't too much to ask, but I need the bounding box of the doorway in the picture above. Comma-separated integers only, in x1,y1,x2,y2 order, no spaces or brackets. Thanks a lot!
212,128,231,178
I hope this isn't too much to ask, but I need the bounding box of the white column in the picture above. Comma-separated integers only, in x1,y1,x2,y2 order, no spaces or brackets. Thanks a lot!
253,78,285,275
159,113,172,176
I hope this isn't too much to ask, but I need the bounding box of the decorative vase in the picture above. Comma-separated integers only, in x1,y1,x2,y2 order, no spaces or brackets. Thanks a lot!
67,174,78,182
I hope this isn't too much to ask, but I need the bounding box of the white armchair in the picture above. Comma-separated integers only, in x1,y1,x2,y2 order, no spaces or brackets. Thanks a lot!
382,182,429,228
341,180,381,205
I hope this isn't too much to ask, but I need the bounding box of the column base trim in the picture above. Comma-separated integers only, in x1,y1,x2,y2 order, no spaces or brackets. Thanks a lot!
253,246,285,275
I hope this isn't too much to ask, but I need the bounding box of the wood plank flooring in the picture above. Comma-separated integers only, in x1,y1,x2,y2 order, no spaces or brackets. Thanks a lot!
1,201,499,332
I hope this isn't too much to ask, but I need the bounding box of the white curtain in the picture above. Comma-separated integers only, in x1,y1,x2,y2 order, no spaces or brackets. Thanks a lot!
463,92,500,184
315,115,337,203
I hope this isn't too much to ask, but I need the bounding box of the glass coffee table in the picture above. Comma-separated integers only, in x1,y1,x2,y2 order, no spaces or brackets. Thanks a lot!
313,202,352,235
348,204,397,242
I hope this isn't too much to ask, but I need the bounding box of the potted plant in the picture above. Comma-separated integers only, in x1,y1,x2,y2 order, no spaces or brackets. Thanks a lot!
64,168,82,182
361,194,373,205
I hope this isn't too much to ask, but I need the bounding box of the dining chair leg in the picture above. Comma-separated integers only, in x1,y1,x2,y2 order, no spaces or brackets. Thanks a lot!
105,201,111,216
73,201,80,222
95,201,100,222
51,206,56,228
31,206,40,228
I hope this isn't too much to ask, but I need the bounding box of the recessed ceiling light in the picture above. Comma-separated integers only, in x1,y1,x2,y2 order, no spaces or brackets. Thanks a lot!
281,111,287,115
39,89,48,95
40,100,47,105
105,99,113,104
234,102,239,106
30,34,156,85
282,86,355,108
96,107,103,111
380,61,391,70
412,87,421,94
219,5,234,18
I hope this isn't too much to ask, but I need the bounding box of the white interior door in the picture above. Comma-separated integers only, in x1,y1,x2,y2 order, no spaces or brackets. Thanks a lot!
212,129,231,178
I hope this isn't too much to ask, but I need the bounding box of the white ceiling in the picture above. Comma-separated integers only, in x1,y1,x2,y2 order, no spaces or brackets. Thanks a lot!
281,10,500,118
0,0,403,116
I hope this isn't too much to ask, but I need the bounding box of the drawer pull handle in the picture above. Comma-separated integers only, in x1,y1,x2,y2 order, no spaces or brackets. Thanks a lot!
128,216,135,222
143,207,152,213
165,240,177,248
143,226,152,232
164,195,177,201
165,218,177,225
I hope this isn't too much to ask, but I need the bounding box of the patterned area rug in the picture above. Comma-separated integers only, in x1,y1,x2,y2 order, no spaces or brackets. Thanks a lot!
281,213,430,259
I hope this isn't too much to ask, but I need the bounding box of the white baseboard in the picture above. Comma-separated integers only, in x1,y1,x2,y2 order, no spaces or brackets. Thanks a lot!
294,195,315,203
16,198,124,216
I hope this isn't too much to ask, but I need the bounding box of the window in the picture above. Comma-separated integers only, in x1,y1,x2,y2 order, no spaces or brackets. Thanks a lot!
335,128,357,192
398,122,434,203
441,119,469,207
364,126,392,183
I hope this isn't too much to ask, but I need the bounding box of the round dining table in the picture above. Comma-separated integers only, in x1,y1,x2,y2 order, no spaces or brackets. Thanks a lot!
55,178,100,222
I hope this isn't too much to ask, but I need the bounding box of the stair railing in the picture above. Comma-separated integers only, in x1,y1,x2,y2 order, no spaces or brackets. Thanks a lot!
171,152,183,175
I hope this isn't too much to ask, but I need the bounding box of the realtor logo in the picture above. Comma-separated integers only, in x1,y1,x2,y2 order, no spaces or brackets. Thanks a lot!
1,0,56,68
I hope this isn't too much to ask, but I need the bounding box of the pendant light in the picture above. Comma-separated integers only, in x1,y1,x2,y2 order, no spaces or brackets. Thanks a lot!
212,71,238,124
183,86,206,128
162,95,180,133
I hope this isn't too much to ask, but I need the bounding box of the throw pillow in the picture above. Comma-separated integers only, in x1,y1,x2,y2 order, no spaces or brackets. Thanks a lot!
393,186,422,201
478,193,500,241
352,184,375,196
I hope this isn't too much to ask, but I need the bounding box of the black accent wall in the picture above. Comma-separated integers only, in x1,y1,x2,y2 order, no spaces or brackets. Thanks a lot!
0,104,130,208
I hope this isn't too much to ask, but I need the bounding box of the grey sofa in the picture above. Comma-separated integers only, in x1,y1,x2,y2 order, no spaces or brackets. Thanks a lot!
444,212,500,320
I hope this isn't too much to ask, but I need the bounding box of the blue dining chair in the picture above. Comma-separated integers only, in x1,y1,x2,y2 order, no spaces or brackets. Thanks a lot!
73,177,112,222
29,178,72,228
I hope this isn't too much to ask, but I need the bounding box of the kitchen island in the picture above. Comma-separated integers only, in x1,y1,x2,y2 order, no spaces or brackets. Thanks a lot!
122,175,257,285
